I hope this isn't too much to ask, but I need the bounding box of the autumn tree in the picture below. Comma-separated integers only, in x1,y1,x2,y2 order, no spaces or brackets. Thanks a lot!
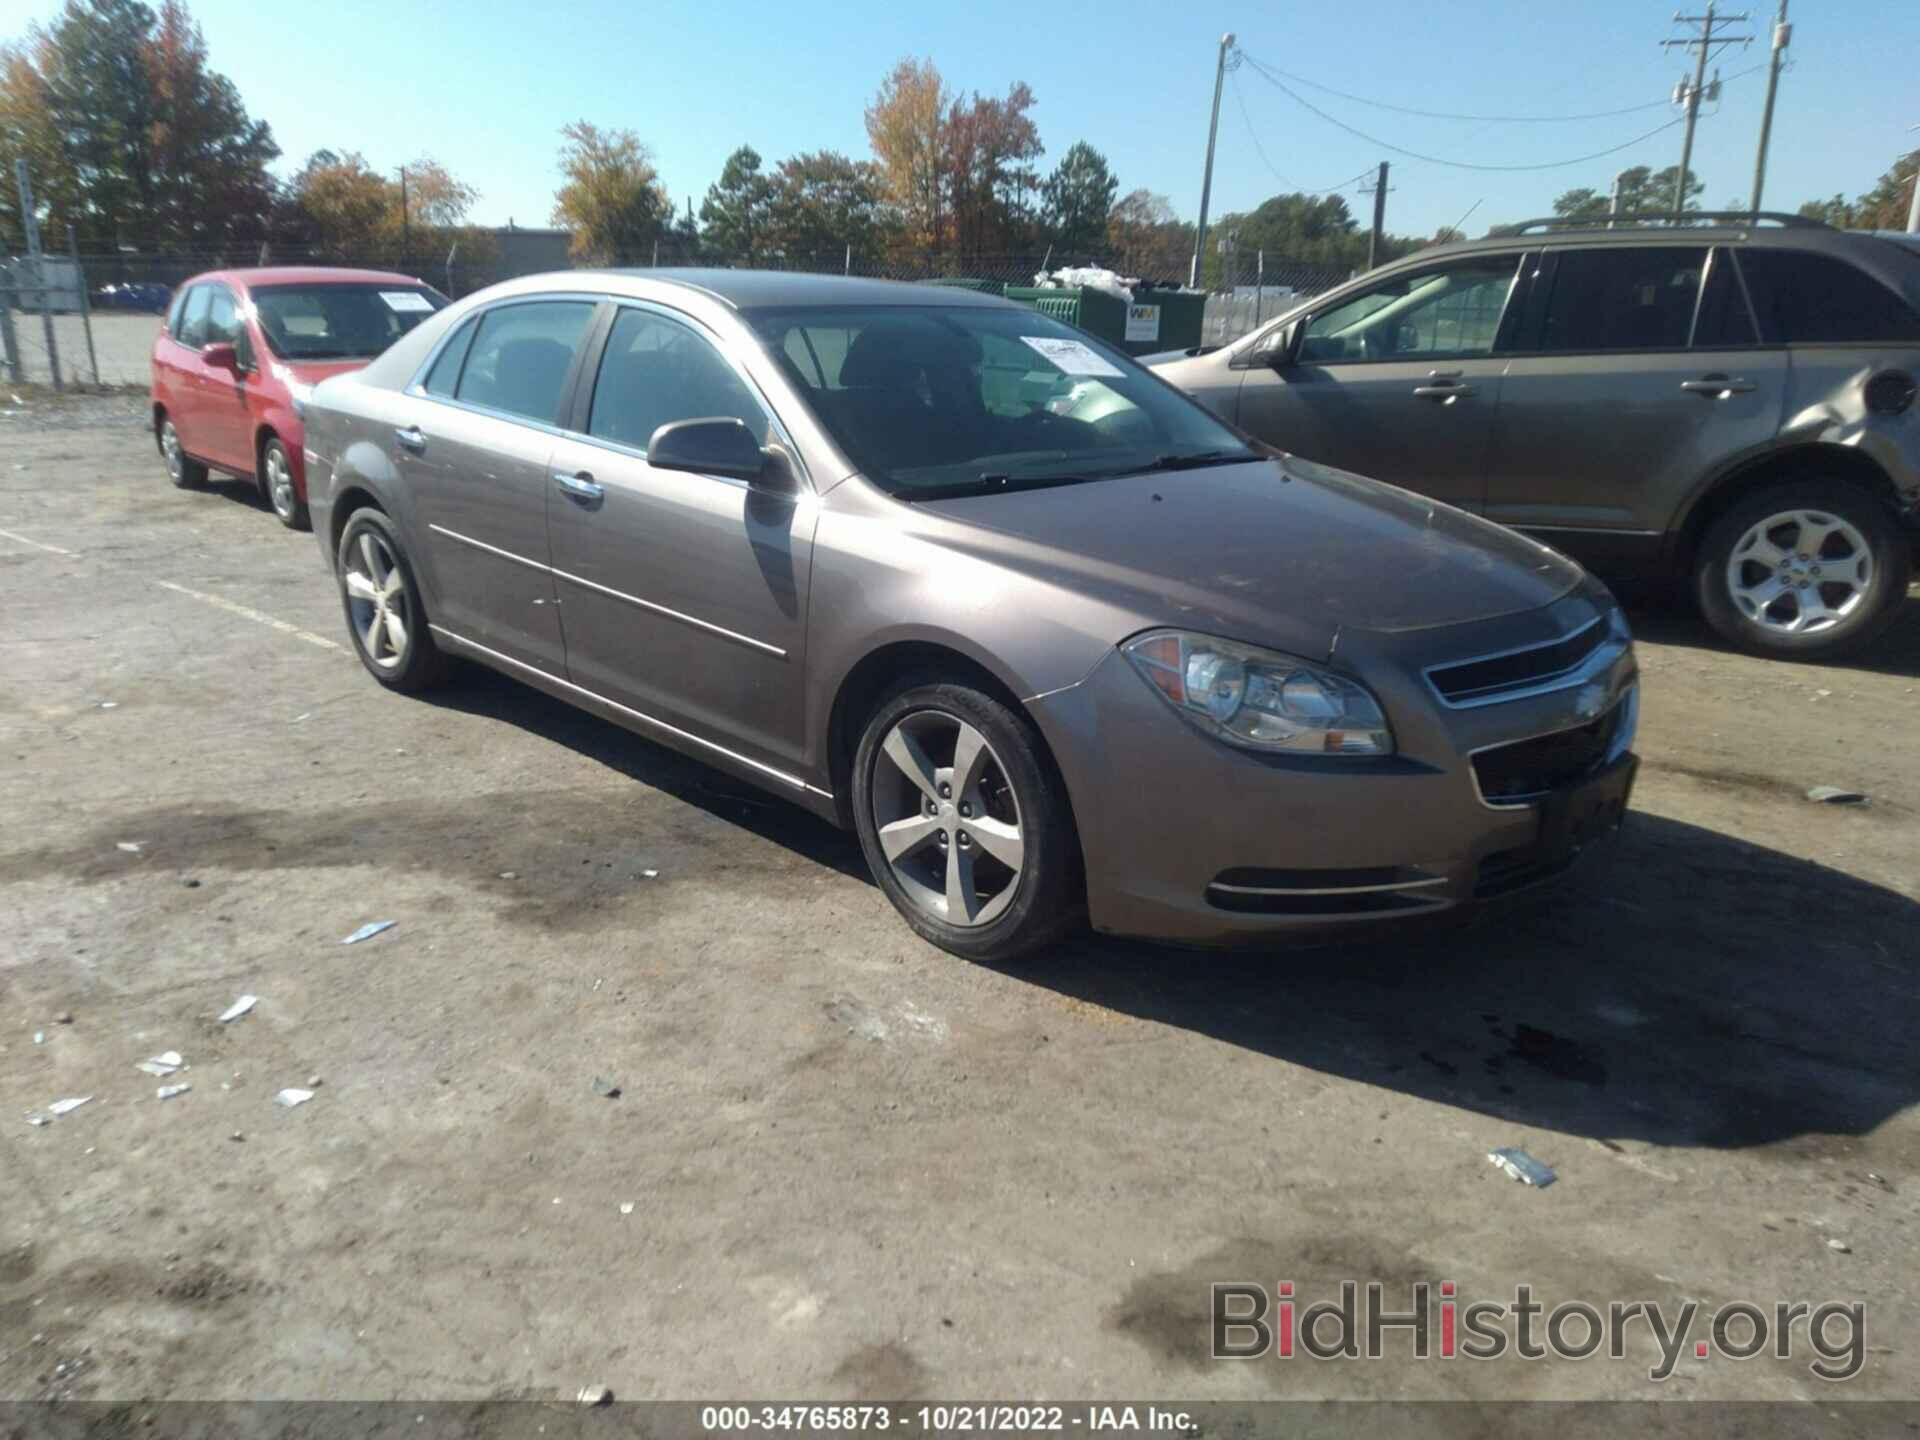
1551,165,1704,223
944,82,1041,258
865,57,949,250
1106,188,1191,278
276,149,483,263
1798,149,1920,230
0,0,277,249
1040,141,1116,256
552,120,669,264
763,149,895,266
699,145,772,260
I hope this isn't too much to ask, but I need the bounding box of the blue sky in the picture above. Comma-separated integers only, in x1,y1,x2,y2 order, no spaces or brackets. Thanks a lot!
4,0,1916,240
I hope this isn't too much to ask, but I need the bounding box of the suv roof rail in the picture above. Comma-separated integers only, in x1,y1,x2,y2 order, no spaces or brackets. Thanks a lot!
1500,211,1829,236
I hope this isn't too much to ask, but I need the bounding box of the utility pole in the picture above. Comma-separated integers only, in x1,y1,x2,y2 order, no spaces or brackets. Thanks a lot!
1748,0,1790,215
1189,32,1236,290
1663,5,1753,219
1366,161,1389,270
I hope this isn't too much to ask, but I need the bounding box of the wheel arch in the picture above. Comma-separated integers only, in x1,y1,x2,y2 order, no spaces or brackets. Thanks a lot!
327,485,387,566
1670,442,1904,577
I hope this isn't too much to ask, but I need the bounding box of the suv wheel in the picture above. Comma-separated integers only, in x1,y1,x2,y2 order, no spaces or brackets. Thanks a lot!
851,679,1081,963
337,509,449,692
1695,480,1911,659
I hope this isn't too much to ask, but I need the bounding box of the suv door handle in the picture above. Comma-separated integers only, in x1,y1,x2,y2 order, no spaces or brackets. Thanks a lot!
394,426,427,453
1412,383,1475,401
1680,375,1757,397
555,471,604,505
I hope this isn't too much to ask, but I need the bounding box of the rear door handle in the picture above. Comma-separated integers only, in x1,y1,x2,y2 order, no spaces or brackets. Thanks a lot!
1680,375,1757,397
1412,383,1475,401
394,426,427,453
555,471,604,505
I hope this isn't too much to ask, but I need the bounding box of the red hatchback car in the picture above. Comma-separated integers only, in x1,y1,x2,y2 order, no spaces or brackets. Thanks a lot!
150,267,447,529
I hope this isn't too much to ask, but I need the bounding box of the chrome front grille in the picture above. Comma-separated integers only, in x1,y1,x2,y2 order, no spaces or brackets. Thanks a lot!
1426,614,1608,707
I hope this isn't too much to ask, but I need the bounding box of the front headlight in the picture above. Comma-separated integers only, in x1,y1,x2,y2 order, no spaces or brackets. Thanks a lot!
1122,629,1394,756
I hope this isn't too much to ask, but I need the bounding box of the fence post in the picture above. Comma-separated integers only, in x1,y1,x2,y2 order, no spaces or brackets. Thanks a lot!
14,160,61,390
68,225,99,387
0,264,20,385
1253,249,1264,328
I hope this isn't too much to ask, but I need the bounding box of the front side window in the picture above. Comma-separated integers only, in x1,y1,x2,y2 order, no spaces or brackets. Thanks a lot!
748,304,1252,497
1735,249,1920,344
251,284,447,362
454,301,597,424
176,285,212,348
588,307,770,451
1299,258,1520,363
1537,247,1705,352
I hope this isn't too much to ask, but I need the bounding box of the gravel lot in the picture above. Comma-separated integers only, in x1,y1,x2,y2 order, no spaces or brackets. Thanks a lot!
2,392,1917,1404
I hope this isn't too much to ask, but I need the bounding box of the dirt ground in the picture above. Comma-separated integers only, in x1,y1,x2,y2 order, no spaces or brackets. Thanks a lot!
1,391,1916,1404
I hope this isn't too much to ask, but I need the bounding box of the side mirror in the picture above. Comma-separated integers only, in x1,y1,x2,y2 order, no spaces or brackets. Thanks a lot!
200,341,238,371
1263,320,1301,370
648,417,785,488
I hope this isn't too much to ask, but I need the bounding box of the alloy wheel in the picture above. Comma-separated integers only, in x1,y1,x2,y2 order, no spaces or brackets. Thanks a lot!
1725,509,1872,636
342,530,412,670
869,710,1025,928
264,445,296,520
161,420,182,481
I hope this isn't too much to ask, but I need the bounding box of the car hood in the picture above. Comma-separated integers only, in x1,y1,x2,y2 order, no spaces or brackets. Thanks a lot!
272,357,375,386
914,455,1585,658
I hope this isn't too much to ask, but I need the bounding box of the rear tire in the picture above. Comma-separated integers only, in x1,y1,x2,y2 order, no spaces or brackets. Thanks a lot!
158,413,207,489
261,436,310,531
1695,479,1910,659
337,508,448,692
852,677,1082,963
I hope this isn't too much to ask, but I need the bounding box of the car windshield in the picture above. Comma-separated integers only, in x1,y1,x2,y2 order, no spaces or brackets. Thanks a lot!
249,283,447,361
745,304,1255,498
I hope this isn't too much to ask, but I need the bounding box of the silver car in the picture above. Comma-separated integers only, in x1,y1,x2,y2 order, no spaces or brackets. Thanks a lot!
303,271,1638,960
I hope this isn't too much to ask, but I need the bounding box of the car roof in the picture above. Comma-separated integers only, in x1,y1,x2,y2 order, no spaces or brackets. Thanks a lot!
183,266,434,292
592,268,1016,310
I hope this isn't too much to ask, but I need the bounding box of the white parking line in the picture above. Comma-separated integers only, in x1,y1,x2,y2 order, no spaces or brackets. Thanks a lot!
0,526,77,557
154,579,345,652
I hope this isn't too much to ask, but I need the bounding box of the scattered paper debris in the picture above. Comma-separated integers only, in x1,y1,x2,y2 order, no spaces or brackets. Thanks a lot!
591,1076,622,1099
1827,1237,1851,1254
642,869,659,879
341,920,395,945
26,1116,50,1127
1806,785,1867,805
274,1088,314,1108
98,701,117,710
137,1051,184,1077
33,1031,44,1045
291,713,312,723
116,841,142,853
156,1083,191,1101
577,1386,613,1407
1488,1146,1557,1188
619,1202,634,1216
48,1097,92,1117
499,870,517,880
218,995,258,1023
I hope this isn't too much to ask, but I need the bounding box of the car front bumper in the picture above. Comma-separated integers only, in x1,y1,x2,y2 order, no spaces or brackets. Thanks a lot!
1026,597,1639,946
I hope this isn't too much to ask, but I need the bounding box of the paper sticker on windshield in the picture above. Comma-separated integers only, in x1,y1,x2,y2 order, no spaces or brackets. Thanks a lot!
380,291,435,313
1019,336,1124,378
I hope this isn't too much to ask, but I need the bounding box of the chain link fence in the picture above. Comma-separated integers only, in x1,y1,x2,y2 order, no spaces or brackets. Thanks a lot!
2,241,1355,387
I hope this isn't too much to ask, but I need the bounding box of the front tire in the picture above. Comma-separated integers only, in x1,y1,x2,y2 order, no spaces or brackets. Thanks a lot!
337,509,448,692
261,436,310,531
852,678,1081,962
158,413,207,489
1695,479,1910,659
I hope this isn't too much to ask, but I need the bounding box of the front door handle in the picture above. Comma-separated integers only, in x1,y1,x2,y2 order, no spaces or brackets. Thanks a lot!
555,471,604,505
1412,383,1476,402
1680,375,1757,397
394,426,427,453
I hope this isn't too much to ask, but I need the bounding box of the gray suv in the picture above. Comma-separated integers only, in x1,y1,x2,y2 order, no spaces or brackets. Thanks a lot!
1152,215,1920,659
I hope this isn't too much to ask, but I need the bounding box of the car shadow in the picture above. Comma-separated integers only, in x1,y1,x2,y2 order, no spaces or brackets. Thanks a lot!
1621,586,1920,679
419,661,1917,1153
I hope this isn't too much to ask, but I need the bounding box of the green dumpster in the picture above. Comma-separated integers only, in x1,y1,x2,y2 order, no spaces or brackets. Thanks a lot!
925,277,1006,296
1004,285,1205,356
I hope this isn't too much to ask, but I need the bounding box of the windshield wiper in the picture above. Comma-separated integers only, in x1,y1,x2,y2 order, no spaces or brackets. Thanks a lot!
1126,448,1257,474
905,470,1100,501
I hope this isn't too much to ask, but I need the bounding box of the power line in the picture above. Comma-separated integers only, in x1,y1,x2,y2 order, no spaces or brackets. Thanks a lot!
1229,71,1372,196
1235,52,1672,124
1238,55,1689,173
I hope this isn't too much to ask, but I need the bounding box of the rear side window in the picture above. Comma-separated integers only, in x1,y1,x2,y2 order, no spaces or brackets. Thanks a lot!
587,307,769,451
1691,248,1760,347
1537,247,1705,352
1735,249,1920,344
453,301,596,424
423,316,478,397
176,286,213,348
